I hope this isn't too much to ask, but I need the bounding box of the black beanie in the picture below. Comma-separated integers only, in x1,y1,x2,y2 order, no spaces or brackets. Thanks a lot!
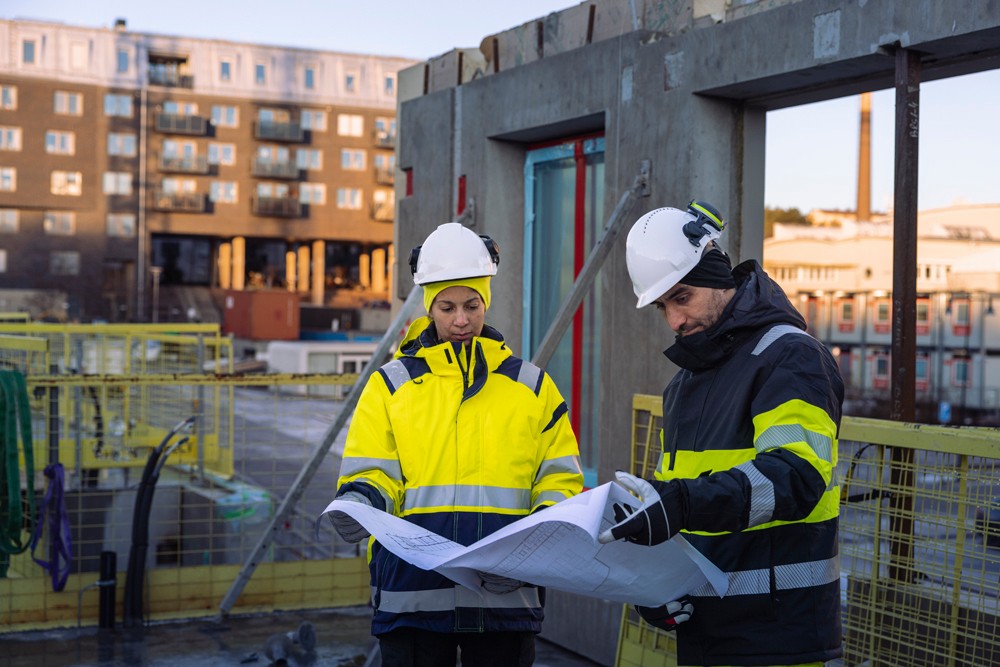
678,247,736,289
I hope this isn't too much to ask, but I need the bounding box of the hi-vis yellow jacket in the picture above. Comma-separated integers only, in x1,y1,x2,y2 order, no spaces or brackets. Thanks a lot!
336,317,583,635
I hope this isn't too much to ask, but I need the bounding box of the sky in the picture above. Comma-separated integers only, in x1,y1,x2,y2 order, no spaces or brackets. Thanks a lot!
4,0,999,214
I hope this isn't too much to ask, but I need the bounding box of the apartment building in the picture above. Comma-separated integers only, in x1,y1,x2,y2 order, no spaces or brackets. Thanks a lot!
0,18,414,321
764,204,1000,423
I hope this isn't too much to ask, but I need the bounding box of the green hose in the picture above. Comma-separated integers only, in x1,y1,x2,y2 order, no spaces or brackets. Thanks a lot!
0,369,37,577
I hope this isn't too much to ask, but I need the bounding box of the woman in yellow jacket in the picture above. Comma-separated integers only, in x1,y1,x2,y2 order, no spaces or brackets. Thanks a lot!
331,222,584,666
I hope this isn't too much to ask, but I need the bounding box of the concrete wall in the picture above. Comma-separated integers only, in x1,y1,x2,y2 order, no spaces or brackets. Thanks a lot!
395,0,1000,658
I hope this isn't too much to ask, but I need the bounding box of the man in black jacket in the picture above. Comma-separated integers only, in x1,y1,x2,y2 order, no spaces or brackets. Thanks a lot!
599,201,845,667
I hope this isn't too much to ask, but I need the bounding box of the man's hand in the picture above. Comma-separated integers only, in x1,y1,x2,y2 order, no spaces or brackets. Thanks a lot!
636,598,694,631
597,471,682,545
477,571,524,594
329,491,372,543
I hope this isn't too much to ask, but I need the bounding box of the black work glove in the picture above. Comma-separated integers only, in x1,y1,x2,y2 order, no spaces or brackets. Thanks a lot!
636,597,694,631
597,471,683,546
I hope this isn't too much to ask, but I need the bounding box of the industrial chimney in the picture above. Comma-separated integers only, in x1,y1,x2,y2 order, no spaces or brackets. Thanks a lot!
856,92,871,222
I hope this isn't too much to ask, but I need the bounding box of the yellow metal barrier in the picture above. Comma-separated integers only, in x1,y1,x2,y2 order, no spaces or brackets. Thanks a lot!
617,395,1000,667
0,332,371,631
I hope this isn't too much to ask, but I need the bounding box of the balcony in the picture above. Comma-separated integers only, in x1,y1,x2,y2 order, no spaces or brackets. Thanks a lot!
150,190,207,213
255,121,304,143
252,196,302,218
374,166,395,185
158,155,210,174
374,130,396,148
156,114,208,136
251,158,300,180
370,201,394,222
148,71,194,88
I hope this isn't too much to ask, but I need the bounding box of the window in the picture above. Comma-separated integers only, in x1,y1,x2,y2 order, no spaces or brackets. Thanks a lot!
304,66,315,89
523,136,605,485
258,107,290,124
208,142,236,166
44,211,76,235
0,127,21,151
835,297,855,333
0,209,18,233
872,352,890,390
22,40,36,65
385,75,395,96
51,171,82,196
163,101,198,116
70,43,86,70
104,93,132,117
372,189,394,219
953,357,971,387
951,297,971,337
107,132,137,157
219,59,232,82
0,86,16,110
211,105,239,128
337,114,363,137
345,73,356,93
54,91,83,116
915,352,930,390
255,63,266,85
299,183,326,205
256,182,289,198
916,297,930,335
116,48,129,73
162,177,196,193
336,187,362,209
107,213,136,237
103,171,132,195
375,117,396,140
374,153,395,169
0,250,6,273
341,149,366,170
873,298,891,334
257,145,289,162
50,251,80,276
0,167,15,192
300,110,327,131
210,181,238,203
45,131,75,155
296,149,322,170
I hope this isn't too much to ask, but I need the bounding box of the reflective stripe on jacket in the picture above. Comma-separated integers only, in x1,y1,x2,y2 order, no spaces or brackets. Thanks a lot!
657,261,845,666
337,316,583,635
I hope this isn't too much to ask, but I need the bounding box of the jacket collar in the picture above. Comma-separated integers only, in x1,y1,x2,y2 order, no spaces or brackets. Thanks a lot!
396,316,512,379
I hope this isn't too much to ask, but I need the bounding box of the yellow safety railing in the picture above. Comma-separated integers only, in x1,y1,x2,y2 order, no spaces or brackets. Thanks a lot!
617,395,1000,667
0,325,374,631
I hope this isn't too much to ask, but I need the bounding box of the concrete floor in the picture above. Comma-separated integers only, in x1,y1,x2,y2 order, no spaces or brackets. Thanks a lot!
0,606,603,667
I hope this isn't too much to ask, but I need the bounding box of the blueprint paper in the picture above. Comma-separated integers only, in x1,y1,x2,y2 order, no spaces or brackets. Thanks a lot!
322,482,727,606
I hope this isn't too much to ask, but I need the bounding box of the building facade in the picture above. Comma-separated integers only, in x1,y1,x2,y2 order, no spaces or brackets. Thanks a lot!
0,18,414,321
765,204,1000,424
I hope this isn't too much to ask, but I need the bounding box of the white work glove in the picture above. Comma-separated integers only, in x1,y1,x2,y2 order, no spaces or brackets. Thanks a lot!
598,471,683,546
477,571,524,594
330,491,372,543
636,598,694,631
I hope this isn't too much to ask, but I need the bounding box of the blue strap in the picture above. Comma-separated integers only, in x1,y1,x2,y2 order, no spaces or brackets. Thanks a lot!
30,463,72,591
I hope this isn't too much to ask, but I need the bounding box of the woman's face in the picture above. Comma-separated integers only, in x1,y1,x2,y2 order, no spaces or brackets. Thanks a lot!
429,285,485,345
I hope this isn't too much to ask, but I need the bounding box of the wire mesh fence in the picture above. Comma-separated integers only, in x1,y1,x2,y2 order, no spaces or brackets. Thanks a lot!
616,395,1000,667
0,324,370,630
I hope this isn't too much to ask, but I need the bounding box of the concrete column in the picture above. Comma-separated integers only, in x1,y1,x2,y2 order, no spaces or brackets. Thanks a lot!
285,250,297,291
231,237,245,290
218,242,232,289
372,247,387,294
359,252,371,289
311,240,325,305
297,246,310,294
387,244,395,299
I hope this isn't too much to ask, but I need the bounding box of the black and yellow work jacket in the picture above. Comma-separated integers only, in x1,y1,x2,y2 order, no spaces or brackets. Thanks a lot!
336,316,583,636
657,261,844,666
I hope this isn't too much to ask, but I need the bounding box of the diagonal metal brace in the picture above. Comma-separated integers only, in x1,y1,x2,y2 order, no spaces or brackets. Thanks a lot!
217,285,423,617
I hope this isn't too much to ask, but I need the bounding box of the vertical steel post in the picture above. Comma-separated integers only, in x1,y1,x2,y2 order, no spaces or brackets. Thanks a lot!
888,46,920,583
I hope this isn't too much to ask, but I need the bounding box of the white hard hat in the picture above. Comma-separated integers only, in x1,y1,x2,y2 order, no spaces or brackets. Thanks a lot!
625,201,726,308
409,222,500,285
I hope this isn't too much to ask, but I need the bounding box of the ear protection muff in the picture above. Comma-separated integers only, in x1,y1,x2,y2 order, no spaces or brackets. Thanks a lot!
682,200,726,248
